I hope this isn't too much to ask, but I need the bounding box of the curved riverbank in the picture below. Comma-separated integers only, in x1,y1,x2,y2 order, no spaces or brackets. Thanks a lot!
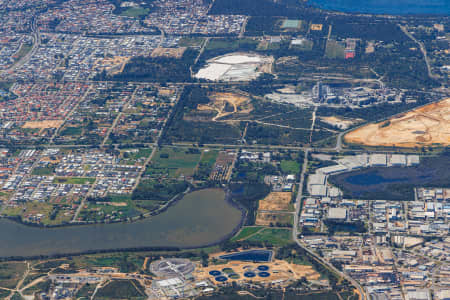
309,0,450,15
0,188,243,259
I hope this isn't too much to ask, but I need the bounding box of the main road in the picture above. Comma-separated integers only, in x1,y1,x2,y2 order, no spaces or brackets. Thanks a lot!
1,16,41,75
292,148,367,300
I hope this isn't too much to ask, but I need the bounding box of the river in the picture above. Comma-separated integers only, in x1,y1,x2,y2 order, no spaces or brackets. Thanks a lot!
309,0,450,15
0,188,243,258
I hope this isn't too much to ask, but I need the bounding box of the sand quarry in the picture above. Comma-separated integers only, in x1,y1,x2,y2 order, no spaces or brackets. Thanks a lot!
345,98,450,147
197,92,252,121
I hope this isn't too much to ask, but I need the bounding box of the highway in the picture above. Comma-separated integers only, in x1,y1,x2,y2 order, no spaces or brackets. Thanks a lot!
1,16,40,75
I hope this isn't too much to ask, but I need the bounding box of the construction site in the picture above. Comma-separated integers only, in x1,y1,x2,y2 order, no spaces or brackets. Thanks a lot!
197,91,252,121
344,98,450,147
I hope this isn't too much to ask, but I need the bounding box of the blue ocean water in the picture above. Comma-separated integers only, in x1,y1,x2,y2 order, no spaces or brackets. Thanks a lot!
309,0,450,15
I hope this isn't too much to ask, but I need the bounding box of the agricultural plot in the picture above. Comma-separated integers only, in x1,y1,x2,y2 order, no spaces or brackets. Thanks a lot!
255,211,293,226
146,147,202,178
231,226,264,241
245,228,293,246
194,150,219,180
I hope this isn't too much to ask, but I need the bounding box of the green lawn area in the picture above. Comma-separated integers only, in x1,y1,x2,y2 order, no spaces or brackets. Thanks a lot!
120,7,149,18
122,148,153,165
146,147,202,178
206,39,239,50
194,149,219,180
325,40,345,59
246,228,293,246
205,38,258,51
200,150,219,165
53,177,95,184
128,148,152,159
13,43,32,62
32,166,55,176
231,226,264,241
280,160,300,174
60,126,82,136
178,37,205,48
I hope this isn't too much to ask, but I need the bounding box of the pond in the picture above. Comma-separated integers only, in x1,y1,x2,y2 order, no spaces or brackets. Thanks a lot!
219,250,273,262
0,188,243,258
328,154,450,200
345,171,406,186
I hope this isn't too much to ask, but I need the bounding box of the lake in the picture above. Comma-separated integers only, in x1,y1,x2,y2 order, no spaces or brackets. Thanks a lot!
328,154,450,200
0,188,243,258
309,0,450,15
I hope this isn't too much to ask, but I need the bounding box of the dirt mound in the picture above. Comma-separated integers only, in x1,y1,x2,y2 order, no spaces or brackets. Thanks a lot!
345,98,450,148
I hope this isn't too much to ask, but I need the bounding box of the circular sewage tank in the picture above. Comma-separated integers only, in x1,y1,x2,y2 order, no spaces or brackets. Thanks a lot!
215,276,228,282
257,265,269,271
209,270,221,276
244,271,256,278
258,271,270,277
229,273,240,279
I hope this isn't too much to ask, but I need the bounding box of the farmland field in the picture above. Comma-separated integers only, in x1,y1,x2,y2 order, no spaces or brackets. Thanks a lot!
146,147,202,178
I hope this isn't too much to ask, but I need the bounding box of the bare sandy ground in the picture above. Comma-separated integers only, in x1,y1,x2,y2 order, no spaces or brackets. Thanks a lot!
255,211,292,226
258,192,292,211
151,47,186,58
320,116,362,130
23,120,63,129
193,259,320,285
344,98,450,147
197,92,252,121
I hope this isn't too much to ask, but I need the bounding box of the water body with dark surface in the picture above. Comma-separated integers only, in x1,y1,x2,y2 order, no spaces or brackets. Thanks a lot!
345,171,406,186
309,0,450,15
0,188,242,258
219,250,273,262
329,154,450,200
